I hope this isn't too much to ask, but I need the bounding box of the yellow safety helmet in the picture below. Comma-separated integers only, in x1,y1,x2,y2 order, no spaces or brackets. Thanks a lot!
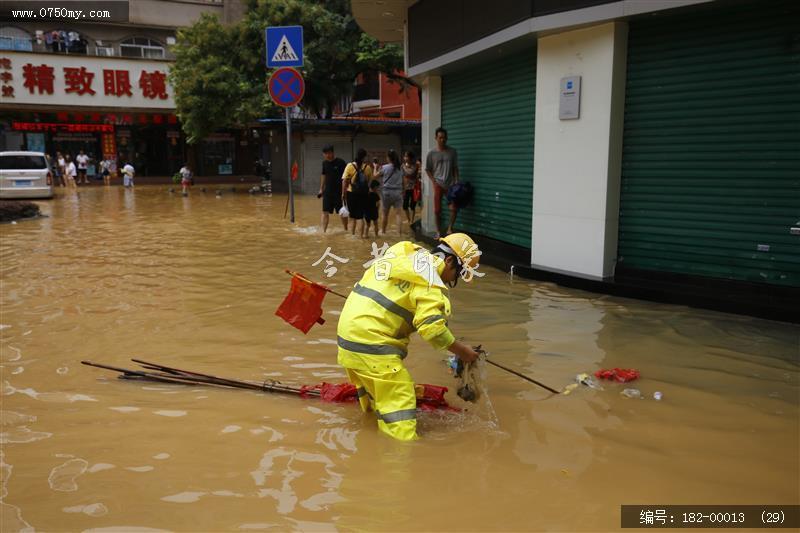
438,233,481,270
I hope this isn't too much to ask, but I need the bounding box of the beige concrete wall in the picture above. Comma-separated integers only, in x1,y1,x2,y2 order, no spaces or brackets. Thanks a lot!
8,22,176,59
6,1,242,59
129,0,224,28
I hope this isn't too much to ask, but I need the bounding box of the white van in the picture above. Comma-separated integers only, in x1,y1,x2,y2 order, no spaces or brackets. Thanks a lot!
0,151,54,199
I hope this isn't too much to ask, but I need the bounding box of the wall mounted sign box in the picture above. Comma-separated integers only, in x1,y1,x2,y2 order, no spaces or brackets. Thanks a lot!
559,76,581,120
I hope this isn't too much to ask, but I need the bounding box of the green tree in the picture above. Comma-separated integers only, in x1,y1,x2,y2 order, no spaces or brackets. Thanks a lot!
355,34,417,96
169,0,414,142
169,13,275,143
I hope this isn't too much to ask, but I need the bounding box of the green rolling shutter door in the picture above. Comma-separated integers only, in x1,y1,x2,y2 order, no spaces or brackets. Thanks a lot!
441,48,536,248
619,0,800,287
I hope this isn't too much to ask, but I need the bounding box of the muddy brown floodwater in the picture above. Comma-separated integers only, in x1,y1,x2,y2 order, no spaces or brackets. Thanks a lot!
1,186,798,532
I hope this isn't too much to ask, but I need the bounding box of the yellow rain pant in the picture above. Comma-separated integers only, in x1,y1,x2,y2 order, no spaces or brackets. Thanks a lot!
345,367,418,441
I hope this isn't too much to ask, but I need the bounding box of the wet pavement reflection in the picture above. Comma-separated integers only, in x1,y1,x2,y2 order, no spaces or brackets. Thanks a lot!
1,186,798,531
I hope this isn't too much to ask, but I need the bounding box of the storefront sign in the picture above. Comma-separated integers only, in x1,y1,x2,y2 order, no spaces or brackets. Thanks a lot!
559,76,581,120
12,121,113,132
52,133,96,142
0,51,175,109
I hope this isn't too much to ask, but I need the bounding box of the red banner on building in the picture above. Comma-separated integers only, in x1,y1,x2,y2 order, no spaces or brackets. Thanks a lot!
12,122,114,133
101,132,117,160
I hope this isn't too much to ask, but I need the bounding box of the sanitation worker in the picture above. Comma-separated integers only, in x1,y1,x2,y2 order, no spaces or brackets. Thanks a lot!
337,233,482,441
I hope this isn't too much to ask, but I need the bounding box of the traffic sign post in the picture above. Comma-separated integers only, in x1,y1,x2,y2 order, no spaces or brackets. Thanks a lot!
268,67,305,224
267,26,304,223
266,26,304,68
284,107,294,222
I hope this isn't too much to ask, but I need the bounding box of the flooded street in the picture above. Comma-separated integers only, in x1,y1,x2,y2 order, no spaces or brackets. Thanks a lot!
1,186,798,532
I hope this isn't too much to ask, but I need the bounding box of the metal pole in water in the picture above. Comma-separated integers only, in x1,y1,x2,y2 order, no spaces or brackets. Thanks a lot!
285,107,295,223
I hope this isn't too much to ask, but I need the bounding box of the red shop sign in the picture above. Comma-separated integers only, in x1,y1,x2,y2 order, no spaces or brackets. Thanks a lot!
12,122,114,133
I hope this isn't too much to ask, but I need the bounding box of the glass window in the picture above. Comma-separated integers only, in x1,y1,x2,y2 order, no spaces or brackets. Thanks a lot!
143,47,164,59
200,136,235,176
120,37,165,59
0,27,32,51
96,45,114,56
0,155,48,170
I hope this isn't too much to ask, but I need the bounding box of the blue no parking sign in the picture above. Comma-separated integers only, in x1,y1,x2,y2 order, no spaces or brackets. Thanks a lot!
266,26,304,68
268,67,304,107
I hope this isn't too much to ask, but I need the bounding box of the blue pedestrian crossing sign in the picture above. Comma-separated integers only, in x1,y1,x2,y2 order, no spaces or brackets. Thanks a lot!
266,26,303,68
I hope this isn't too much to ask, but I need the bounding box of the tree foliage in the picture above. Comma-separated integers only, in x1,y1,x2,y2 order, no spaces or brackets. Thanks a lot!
169,0,413,143
169,13,274,143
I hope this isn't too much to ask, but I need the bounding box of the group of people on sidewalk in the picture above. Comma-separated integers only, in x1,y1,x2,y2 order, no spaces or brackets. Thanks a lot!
49,151,136,189
318,127,461,238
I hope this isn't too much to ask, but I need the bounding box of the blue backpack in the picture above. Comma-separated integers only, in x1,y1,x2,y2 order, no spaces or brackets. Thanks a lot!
446,182,473,208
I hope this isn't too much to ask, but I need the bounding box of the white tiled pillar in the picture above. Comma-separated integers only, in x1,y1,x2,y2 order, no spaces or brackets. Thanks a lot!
531,22,628,280
420,75,441,237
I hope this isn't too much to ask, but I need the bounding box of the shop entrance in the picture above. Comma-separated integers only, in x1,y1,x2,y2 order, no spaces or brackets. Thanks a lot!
51,132,102,179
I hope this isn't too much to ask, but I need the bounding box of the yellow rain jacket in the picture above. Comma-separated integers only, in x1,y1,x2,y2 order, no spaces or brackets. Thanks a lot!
337,241,455,441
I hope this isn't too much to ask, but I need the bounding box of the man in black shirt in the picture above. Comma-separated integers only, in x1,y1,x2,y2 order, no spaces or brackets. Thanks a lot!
319,145,348,232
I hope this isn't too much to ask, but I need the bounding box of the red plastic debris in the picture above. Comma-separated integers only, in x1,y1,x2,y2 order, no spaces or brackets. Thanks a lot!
300,382,358,402
595,368,640,383
300,382,459,411
416,383,460,412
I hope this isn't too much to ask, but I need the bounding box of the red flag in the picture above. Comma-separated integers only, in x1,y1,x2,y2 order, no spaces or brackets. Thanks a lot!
291,161,299,181
275,275,327,333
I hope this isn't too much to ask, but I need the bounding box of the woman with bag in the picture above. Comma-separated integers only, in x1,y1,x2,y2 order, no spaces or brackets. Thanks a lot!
341,148,373,238
378,149,404,235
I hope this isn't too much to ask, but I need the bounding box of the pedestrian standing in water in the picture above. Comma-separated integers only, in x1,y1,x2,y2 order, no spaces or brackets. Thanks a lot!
122,162,135,188
364,179,381,238
425,127,460,237
341,148,373,238
100,157,112,186
45,153,55,184
179,163,192,196
56,151,67,187
336,233,483,441
75,149,90,185
402,151,419,225
64,155,77,189
318,145,348,232
378,149,404,235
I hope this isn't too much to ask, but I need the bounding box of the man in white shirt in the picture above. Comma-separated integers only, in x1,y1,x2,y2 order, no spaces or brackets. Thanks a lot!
75,150,90,185
122,163,135,188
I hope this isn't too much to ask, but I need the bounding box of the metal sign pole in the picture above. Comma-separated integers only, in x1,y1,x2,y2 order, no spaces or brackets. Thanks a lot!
285,107,295,223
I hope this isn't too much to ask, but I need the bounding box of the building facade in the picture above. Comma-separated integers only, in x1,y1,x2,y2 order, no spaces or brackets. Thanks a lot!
335,70,421,120
262,117,420,196
352,0,799,317
0,0,249,177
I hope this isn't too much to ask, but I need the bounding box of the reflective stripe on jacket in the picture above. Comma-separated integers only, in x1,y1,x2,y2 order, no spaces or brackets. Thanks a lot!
337,241,455,374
